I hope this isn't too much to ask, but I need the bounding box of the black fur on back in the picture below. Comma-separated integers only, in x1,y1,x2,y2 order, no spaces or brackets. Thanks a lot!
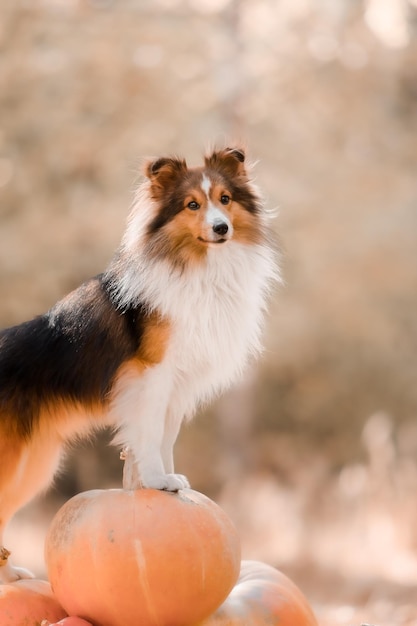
0,275,145,438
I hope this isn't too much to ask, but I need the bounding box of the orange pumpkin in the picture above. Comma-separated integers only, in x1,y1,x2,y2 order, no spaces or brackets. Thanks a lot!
0,579,66,626
45,485,241,626
196,560,319,626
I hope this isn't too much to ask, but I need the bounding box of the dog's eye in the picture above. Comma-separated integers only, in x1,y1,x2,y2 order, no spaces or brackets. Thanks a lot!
220,195,230,205
187,201,200,210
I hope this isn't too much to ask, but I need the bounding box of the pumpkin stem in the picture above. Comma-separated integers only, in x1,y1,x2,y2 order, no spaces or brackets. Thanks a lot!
120,446,142,490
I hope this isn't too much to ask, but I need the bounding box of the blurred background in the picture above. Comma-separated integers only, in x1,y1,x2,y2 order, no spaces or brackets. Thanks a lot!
1,0,417,624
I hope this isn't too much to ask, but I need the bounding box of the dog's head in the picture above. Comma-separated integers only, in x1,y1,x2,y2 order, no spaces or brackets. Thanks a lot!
141,147,265,267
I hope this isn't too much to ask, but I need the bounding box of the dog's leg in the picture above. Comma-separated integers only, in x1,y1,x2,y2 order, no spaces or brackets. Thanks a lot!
0,433,61,583
0,439,33,583
0,543,34,583
161,409,186,479
112,363,189,492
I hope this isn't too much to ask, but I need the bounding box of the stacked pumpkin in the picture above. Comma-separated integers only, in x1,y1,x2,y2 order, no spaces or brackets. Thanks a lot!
1,452,318,626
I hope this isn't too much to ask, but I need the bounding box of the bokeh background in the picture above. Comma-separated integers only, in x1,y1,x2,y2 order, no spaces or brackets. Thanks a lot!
1,1,417,624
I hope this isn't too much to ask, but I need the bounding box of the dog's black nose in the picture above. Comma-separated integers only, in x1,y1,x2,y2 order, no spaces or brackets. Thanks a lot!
213,222,229,236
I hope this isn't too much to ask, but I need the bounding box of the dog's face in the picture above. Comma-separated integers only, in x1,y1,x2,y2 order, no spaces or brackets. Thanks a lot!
143,148,265,267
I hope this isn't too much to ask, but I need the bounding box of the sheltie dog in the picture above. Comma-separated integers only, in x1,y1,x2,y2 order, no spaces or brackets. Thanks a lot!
0,146,276,582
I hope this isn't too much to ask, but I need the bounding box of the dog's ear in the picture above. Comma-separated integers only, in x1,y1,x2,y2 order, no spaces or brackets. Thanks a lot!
205,147,247,178
144,157,188,195
225,147,245,163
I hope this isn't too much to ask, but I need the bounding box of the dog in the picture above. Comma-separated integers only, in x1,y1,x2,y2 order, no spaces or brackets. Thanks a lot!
0,147,277,582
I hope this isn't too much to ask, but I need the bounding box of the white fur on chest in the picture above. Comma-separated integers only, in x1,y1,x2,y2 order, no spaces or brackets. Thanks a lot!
168,249,263,376
138,242,275,417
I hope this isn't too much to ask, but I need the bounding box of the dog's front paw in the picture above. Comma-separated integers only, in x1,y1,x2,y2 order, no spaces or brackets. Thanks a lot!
141,472,190,492
164,473,190,491
0,562,35,583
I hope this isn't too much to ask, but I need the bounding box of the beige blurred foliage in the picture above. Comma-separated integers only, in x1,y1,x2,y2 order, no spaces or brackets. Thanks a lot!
1,1,417,624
